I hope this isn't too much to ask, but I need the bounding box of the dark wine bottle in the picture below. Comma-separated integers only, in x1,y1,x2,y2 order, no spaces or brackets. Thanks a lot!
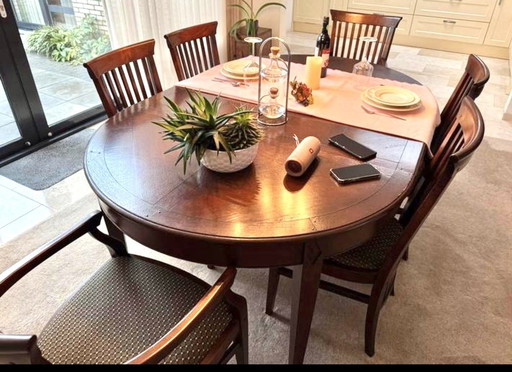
315,16,331,78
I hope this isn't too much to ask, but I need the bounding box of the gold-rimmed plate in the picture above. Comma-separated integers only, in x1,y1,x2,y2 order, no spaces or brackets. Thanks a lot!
220,68,259,80
361,92,422,112
365,86,421,107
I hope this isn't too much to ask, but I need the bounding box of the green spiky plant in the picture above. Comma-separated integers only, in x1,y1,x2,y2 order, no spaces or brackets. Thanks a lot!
229,1,286,38
221,107,264,150
153,90,262,173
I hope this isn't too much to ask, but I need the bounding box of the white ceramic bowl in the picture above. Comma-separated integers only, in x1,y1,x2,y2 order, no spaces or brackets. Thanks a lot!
201,144,259,173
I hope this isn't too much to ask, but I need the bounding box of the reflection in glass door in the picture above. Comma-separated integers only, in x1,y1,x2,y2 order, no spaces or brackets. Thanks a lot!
0,0,111,163
13,0,111,127
0,80,20,147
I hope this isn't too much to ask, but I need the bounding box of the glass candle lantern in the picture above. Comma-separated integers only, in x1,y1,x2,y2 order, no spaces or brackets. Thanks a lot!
257,37,291,126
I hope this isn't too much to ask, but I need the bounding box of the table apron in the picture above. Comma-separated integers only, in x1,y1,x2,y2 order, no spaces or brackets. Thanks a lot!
99,200,384,268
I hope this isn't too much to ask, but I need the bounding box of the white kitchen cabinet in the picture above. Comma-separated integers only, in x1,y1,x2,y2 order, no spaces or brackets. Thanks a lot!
411,15,489,44
331,0,348,10
347,0,417,14
415,0,497,23
293,0,330,25
293,0,347,33
484,0,512,48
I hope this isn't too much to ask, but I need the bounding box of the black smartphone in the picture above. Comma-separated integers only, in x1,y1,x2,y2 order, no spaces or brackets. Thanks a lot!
328,134,377,161
330,163,381,184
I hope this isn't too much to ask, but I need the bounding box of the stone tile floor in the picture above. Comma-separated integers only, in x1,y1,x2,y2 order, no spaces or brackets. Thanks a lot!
0,36,510,244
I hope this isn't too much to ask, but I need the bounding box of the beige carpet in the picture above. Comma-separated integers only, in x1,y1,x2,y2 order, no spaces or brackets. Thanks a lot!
0,137,511,364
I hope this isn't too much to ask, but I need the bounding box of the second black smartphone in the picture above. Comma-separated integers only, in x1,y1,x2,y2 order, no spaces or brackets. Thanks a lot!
328,133,377,161
330,163,381,184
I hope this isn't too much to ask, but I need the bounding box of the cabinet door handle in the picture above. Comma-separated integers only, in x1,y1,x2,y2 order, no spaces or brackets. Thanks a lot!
443,20,457,24
0,0,7,19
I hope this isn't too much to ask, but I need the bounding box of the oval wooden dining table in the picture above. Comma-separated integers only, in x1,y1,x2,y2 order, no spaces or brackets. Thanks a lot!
84,57,427,364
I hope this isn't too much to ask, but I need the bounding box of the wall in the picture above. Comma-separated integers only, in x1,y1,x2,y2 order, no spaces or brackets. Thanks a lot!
72,0,108,33
251,0,289,38
505,45,512,119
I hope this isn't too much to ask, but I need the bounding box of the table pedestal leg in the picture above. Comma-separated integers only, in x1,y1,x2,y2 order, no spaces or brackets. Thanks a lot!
104,214,128,256
289,241,323,364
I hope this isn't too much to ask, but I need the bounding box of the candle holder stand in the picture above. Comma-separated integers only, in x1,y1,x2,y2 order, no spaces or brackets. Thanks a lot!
257,37,291,126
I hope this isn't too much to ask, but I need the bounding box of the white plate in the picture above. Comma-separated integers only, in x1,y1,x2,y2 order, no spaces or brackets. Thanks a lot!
223,60,258,75
221,68,259,81
361,93,422,112
365,86,420,107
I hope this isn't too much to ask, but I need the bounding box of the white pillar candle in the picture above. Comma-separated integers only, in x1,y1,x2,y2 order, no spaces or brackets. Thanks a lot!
305,56,322,90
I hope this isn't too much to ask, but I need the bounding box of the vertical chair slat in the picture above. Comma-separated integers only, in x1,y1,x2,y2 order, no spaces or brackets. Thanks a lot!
371,26,383,64
133,59,148,100
146,55,162,93
355,24,364,60
141,58,155,96
126,62,142,103
192,39,204,74
111,68,128,109
347,23,356,59
119,65,136,106
182,44,194,79
200,37,210,71
105,71,123,112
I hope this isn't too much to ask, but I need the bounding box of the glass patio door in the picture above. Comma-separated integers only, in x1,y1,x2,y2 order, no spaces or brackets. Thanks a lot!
0,0,110,164
0,0,44,160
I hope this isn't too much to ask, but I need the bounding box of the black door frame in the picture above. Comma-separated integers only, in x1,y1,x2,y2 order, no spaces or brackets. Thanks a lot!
0,0,105,166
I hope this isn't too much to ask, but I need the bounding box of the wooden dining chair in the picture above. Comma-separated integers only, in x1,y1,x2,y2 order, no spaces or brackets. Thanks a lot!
164,21,220,81
83,40,162,117
329,10,402,65
266,96,485,357
0,211,248,365
430,54,490,154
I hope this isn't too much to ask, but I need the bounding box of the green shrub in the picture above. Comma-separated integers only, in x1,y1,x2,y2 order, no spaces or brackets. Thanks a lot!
27,15,111,64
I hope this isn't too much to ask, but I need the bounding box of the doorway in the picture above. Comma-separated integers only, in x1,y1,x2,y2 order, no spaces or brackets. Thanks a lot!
0,0,110,164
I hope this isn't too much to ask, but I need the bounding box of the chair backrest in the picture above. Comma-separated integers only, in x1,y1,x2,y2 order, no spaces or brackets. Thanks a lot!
329,10,402,65
164,21,220,81
83,39,162,118
382,97,484,290
431,54,490,154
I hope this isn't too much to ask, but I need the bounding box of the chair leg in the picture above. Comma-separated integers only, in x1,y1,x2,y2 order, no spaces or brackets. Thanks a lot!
364,304,381,357
390,275,397,297
402,246,409,261
365,281,389,358
265,268,281,315
235,299,249,364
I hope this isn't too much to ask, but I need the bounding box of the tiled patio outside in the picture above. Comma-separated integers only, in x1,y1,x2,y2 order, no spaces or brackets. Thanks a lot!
0,30,102,147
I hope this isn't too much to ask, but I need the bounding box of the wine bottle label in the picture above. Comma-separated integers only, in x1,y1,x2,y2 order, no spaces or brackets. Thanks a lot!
321,49,330,68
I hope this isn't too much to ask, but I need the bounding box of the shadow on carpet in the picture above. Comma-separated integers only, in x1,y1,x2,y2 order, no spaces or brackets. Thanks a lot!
0,128,97,190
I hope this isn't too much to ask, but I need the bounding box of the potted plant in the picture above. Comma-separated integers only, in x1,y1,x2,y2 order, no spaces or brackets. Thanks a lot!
229,0,286,38
153,90,264,174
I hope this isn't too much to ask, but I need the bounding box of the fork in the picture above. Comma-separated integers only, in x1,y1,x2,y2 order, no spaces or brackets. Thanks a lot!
361,105,406,121
212,78,248,87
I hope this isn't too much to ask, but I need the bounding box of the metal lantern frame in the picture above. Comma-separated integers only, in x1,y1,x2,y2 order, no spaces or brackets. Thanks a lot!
257,37,291,126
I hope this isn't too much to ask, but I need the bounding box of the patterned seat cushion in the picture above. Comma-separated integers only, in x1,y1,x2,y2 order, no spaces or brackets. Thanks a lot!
327,219,403,271
38,256,233,364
